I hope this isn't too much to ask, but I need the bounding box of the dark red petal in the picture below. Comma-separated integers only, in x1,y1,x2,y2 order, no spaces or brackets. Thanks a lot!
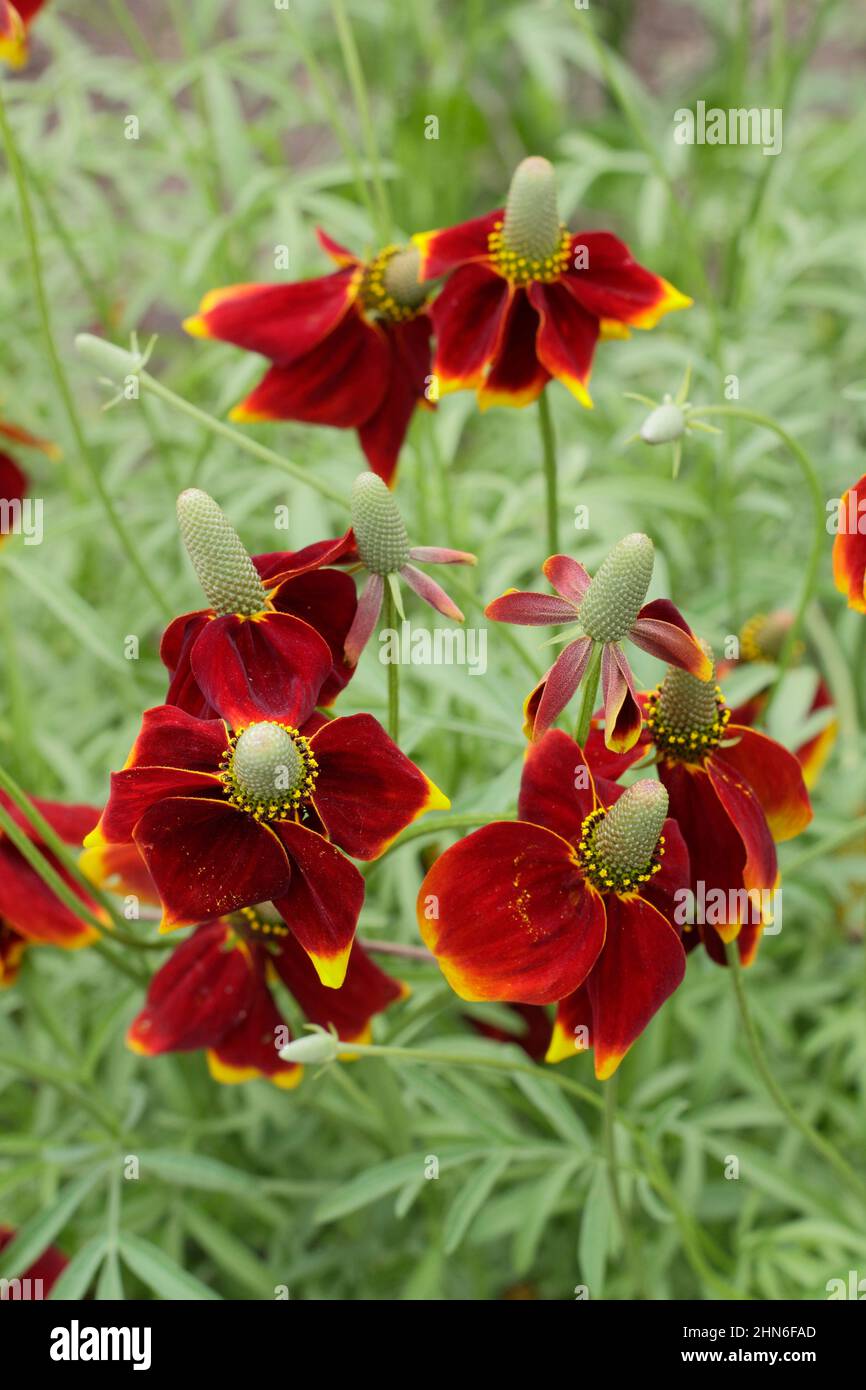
430,265,512,393
532,638,593,739
564,232,692,328
134,798,291,928
484,588,577,626
0,840,97,949
95,766,222,847
584,718,652,782
0,452,27,524
545,984,592,1064
184,271,356,362
274,934,405,1043
160,610,216,718
270,568,358,705
468,1003,553,1062
343,573,384,667
477,289,549,410
832,472,866,612
418,822,606,1004
0,792,98,847
584,894,685,1079
208,978,301,1089
714,727,812,843
315,227,359,267
542,554,592,605
127,921,258,1054
117,704,229,774
526,281,598,407
273,821,365,988
252,533,355,585
518,728,597,841
630,599,712,678
414,209,502,279
643,815,691,924
601,645,643,752
0,1226,68,1292
190,611,332,730
310,713,449,859
230,309,390,429
79,839,159,905
358,315,433,484
705,754,778,901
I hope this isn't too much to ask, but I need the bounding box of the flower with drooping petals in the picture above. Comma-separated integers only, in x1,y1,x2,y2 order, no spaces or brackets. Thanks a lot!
418,731,689,1079
833,471,866,614
161,489,353,729
585,643,812,967
413,155,691,410
343,471,476,664
0,0,49,68
0,793,103,987
86,704,448,988
486,533,711,749
184,232,434,483
127,906,406,1089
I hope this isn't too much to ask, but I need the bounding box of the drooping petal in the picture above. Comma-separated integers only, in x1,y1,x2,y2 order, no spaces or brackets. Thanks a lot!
229,310,390,429
583,718,652,782
526,281,598,407
468,1002,552,1062
315,227,360,267
832,472,866,613
477,288,550,410
0,452,28,541
0,925,26,988
0,792,99,848
273,821,365,988
207,979,302,1089
310,712,449,860
532,638,594,739
413,209,502,279
418,822,606,1004
399,563,463,620
270,568,358,705
796,680,837,788
517,728,597,841
0,0,28,67
343,572,384,666
630,599,712,678
273,934,406,1044
133,798,292,928
429,264,513,394
643,815,691,924
705,754,778,903
583,894,686,1080
358,316,433,485
79,838,159,905
253,533,355,586
713,727,812,843
183,271,356,361
161,611,216,718
127,921,258,1054
408,545,476,565
117,704,229,775
0,839,97,950
601,644,643,752
190,611,332,730
564,232,692,328
484,588,578,626
94,766,223,847
543,554,592,605
545,984,592,1064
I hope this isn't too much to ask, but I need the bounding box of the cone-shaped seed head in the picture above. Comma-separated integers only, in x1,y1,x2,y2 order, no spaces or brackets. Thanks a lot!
740,612,791,663
593,779,668,878
502,156,562,261
383,246,428,310
656,642,718,734
176,489,268,616
640,402,686,445
579,533,655,642
232,724,303,802
351,471,411,574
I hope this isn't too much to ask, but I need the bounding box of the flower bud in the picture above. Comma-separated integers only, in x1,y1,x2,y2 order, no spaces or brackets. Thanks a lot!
640,401,686,445
579,533,654,643
176,488,268,616
279,1031,341,1064
351,471,411,574
75,333,143,381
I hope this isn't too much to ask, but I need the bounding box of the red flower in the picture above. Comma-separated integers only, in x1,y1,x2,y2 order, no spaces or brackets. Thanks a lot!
418,731,688,1079
87,705,448,988
0,793,102,987
184,231,433,484
585,652,812,967
414,156,690,410
486,536,710,748
0,1225,67,1297
0,413,59,547
163,490,356,728
127,909,406,1089
833,471,866,613
0,0,48,67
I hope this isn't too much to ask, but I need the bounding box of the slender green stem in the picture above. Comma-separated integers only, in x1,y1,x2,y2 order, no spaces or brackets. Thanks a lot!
0,88,171,617
690,405,824,717
725,941,866,1207
137,370,348,508
330,0,392,245
575,641,602,747
537,389,559,558
384,585,399,741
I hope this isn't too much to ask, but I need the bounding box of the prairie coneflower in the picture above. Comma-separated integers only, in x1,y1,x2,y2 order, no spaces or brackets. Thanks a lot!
0,1,49,67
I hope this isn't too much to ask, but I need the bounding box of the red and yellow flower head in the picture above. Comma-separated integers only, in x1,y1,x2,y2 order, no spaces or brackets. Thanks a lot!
0,0,49,68
414,155,691,411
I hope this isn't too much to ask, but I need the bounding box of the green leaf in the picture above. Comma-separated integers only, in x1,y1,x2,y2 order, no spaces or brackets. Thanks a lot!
442,1153,511,1255
118,1233,221,1301
141,1149,260,1195
513,1158,581,1275
578,1166,612,1298
0,1169,103,1280
315,1147,487,1224
49,1236,107,1300
182,1205,274,1298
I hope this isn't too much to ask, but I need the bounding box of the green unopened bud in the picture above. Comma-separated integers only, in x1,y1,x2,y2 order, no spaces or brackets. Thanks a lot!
232,723,303,801
585,779,668,894
176,488,267,616
646,642,730,762
75,333,142,381
640,402,686,445
579,533,654,642
383,246,428,310
351,472,411,574
279,1030,341,1064
502,156,562,261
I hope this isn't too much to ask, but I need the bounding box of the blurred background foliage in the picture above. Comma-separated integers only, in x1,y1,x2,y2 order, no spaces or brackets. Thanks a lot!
1,0,865,1300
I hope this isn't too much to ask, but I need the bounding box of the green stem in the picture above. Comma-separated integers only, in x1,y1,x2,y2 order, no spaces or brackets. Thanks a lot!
330,0,392,245
137,370,348,508
575,641,602,747
384,585,400,741
0,88,171,617
538,389,559,558
690,405,824,718
725,941,866,1207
